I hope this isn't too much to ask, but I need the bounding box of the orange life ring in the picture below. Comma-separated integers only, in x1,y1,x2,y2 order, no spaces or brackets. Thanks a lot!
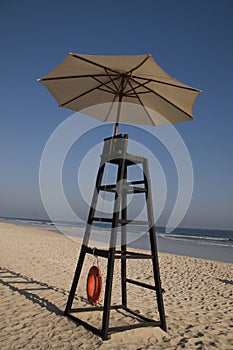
86,265,102,306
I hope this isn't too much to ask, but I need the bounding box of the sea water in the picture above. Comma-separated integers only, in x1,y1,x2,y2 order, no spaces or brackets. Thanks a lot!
1,216,232,263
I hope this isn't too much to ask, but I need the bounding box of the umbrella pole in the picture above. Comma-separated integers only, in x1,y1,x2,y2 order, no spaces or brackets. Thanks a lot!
113,88,124,136
113,123,119,137
113,100,122,136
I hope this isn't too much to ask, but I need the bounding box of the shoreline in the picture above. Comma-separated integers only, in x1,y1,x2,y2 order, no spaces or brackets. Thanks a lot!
130,234,233,264
0,222,232,349
1,218,232,263
157,236,233,263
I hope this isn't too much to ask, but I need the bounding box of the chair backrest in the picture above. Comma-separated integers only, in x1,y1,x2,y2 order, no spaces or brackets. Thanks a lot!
101,134,128,163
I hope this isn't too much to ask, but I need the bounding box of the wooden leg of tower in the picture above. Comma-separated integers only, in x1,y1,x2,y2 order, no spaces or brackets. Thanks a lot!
64,245,87,314
64,163,106,314
142,158,167,331
121,163,127,308
83,163,106,245
101,159,126,340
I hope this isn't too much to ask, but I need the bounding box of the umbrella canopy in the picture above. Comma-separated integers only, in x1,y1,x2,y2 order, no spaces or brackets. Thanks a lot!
38,53,201,135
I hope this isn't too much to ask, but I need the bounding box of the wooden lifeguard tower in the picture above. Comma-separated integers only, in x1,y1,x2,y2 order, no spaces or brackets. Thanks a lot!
64,133,166,340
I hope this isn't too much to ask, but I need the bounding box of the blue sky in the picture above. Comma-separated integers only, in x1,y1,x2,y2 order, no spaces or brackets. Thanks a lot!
0,0,233,230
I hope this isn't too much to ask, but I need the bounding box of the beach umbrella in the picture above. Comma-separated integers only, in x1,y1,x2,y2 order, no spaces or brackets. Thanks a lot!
38,53,201,135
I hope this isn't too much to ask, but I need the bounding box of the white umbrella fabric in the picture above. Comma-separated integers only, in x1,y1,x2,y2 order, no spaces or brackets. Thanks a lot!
38,53,201,135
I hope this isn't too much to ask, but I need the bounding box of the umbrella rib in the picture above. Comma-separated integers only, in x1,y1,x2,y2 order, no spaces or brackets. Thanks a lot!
123,74,130,92
39,73,120,82
60,75,121,107
105,68,120,91
131,75,200,92
71,53,122,75
124,78,151,95
127,78,156,126
126,91,151,97
97,87,118,94
128,76,194,119
125,55,150,74
91,76,119,94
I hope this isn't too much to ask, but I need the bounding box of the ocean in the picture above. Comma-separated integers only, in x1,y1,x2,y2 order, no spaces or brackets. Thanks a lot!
1,216,232,263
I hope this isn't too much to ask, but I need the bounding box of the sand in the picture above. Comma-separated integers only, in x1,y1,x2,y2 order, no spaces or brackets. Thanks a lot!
0,222,232,349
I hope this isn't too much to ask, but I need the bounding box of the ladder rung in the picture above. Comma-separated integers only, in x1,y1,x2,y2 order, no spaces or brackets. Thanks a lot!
116,254,152,260
125,250,152,259
114,250,152,259
126,186,147,193
123,307,161,323
130,180,145,185
97,184,146,193
85,246,110,258
92,217,148,225
126,278,156,291
74,248,152,260
97,184,116,192
92,217,113,223
109,320,161,334
70,304,122,313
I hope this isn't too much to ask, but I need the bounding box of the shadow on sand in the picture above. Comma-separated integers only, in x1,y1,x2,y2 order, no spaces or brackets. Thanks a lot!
0,267,69,316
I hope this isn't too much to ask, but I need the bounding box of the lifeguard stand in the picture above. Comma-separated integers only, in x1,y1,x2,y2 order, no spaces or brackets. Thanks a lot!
64,134,166,340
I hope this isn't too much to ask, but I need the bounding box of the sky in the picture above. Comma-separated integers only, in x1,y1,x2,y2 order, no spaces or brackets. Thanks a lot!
0,0,233,230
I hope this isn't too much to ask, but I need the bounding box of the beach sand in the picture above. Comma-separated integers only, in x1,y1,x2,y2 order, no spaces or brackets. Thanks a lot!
0,222,232,349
